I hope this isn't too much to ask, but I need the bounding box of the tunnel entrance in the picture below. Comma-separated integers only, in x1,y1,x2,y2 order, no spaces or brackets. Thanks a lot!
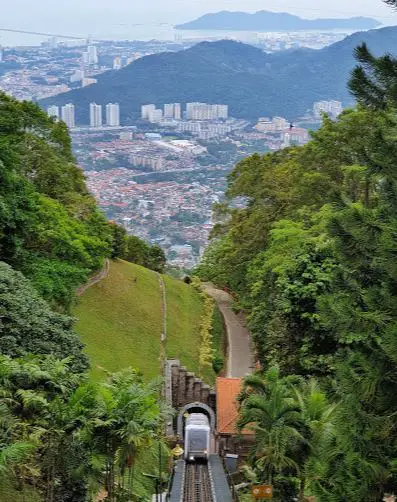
177,402,216,438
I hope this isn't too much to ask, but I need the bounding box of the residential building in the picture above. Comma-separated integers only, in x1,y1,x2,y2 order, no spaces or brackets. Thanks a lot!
47,105,60,120
255,116,289,132
282,127,310,147
61,103,75,129
313,100,343,119
90,103,102,127
82,77,97,87
174,103,182,120
177,121,202,134
120,131,133,141
272,116,290,130
186,102,228,120
113,56,122,70
164,103,181,120
141,104,156,120
130,155,164,171
148,108,163,123
87,45,98,65
70,69,84,83
106,103,120,126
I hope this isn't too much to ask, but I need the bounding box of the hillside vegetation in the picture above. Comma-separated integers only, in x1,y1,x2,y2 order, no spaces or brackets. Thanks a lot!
198,39,397,499
0,95,169,501
73,259,220,383
73,260,163,380
41,26,397,122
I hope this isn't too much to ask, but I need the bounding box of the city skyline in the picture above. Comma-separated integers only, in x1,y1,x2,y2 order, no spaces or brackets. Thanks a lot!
1,0,397,46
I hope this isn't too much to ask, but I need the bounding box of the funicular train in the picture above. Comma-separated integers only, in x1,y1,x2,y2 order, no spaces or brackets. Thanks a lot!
184,413,211,462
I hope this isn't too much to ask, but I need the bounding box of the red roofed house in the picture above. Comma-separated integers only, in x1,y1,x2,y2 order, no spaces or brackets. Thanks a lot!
216,377,254,458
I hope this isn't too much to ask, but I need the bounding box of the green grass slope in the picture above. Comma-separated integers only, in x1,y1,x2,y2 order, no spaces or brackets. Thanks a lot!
73,259,223,384
165,276,219,383
73,259,162,380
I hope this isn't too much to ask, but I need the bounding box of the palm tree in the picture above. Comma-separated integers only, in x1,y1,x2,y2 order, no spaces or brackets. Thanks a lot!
238,367,303,486
292,380,339,501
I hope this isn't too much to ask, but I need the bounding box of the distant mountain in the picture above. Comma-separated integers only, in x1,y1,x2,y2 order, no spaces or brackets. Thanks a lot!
175,10,381,31
41,25,397,123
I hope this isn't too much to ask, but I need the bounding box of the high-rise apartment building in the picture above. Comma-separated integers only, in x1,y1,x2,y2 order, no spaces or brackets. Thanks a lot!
90,103,102,127
113,57,122,70
164,103,181,120
47,105,60,120
70,69,84,83
215,104,228,119
141,104,156,120
106,103,120,126
87,45,98,65
148,108,163,123
313,100,343,119
174,103,181,120
186,102,228,120
61,104,75,129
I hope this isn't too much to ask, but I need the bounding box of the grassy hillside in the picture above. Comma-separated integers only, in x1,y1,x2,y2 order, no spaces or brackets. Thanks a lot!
73,259,162,380
73,259,220,383
164,275,205,376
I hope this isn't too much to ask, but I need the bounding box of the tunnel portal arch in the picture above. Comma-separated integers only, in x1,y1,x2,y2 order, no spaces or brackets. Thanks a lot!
177,402,216,437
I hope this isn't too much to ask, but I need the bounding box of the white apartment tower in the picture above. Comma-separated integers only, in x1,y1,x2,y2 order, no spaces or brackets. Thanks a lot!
70,69,84,83
47,105,60,120
61,104,75,129
164,103,181,120
141,104,156,120
87,45,98,65
106,103,120,126
90,103,102,127
113,56,122,70
186,102,228,120
313,100,343,119
148,108,163,123
174,103,181,120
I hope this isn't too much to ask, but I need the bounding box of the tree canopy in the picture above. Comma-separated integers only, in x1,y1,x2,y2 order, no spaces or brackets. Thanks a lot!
198,48,397,498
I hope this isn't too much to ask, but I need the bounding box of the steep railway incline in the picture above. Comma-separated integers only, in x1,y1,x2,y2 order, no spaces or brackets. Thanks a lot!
169,455,233,502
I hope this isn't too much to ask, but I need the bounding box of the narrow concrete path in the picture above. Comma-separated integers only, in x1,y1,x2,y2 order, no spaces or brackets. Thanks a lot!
157,273,168,381
76,259,110,296
204,284,253,378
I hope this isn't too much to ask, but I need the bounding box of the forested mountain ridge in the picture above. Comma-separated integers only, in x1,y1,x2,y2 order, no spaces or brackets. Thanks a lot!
197,38,397,498
176,10,380,31
41,25,397,122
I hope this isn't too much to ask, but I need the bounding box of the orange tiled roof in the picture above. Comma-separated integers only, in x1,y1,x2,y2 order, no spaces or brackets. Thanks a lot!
216,377,253,435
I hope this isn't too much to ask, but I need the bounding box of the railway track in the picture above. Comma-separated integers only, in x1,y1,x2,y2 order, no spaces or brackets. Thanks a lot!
183,463,214,502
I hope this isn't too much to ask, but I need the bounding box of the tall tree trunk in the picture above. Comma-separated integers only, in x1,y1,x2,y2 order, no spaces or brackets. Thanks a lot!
364,175,370,208
299,477,306,502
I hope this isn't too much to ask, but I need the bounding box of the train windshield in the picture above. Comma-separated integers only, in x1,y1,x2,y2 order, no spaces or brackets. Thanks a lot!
189,430,207,450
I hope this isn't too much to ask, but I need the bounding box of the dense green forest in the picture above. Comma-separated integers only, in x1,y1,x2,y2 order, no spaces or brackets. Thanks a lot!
0,92,165,310
198,29,397,500
0,93,168,501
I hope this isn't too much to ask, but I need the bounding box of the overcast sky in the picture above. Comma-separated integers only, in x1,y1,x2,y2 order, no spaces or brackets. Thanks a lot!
2,0,397,42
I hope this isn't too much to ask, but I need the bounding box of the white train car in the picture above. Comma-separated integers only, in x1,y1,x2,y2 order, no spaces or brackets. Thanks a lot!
184,413,211,462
